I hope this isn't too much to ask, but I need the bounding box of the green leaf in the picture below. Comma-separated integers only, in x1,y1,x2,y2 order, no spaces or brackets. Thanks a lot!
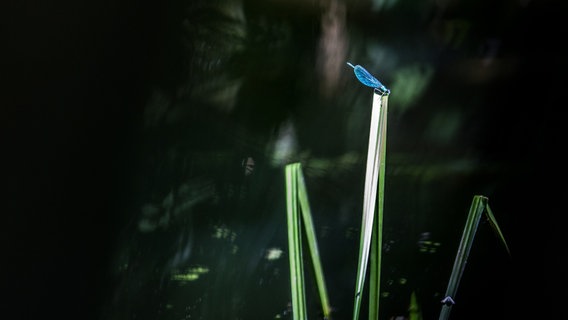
285,162,332,319
353,93,389,320
484,204,511,256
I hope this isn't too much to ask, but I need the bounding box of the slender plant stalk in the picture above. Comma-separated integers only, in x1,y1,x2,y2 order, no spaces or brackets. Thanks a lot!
485,204,511,256
297,166,333,318
285,162,332,320
438,195,510,320
368,94,388,320
286,164,307,320
353,92,389,320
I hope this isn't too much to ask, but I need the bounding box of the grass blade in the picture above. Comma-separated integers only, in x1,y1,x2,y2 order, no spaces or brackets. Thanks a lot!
286,162,332,319
439,195,511,319
353,93,389,320
368,94,388,320
437,195,488,320
296,164,333,319
286,163,307,320
484,204,511,256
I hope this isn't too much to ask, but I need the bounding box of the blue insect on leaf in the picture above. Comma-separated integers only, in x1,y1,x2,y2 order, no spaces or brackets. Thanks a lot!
347,62,390,96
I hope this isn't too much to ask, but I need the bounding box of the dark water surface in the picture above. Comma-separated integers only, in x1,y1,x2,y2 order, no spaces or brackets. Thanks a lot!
5,0,567,319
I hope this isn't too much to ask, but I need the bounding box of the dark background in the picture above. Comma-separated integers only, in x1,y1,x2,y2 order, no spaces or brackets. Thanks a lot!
4,0,567,319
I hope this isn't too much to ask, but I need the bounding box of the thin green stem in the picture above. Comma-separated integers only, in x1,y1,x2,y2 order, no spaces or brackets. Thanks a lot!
286,164,307,320
353,92,389,320
286,163,332,319
439,195,511,319
297,165,332,319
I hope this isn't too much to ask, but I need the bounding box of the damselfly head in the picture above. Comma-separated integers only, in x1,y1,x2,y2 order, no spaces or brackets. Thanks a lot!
374,86,390,96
